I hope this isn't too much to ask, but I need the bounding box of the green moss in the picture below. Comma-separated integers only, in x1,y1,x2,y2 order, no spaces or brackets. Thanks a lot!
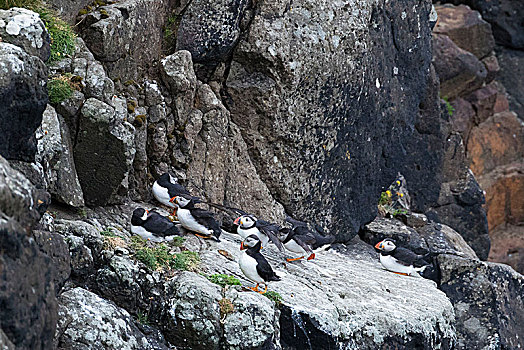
76,207,87,218
0,0,40,10
443,97,455,117
205,274,241,288
163,12,181,53
100,228,117,237
99,8,109,18
136,311,149,325
172,251,200,271
264,291,282,306
124,79,135,86
48,77,73,104
168,236,185,247
78,8,88,16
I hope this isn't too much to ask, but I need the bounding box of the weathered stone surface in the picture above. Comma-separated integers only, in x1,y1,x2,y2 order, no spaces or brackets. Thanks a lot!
0,8,51,61
467,111,524,176
222,0,447,241
444,0,524,49
200,233,456,349
0,158,57,350
464,82,498,124
55,287,169,350
489,223,524,275
481,54,499,83
45,0,92,24
449,98,475,139
74,98,135,206
0,156,49,232
478,161,524,230
176,0,250,79
36,105,85,207
432,33,487,99
496,47,524,121
438,254,524,350
33,230,71,292
79,0,174,80
0,43,47,162
163,272,223,349
434,4,495,59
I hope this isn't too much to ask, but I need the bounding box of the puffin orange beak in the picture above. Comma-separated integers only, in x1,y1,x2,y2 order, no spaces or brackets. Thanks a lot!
375,241,383,250
240,242,245,250
234,217,241,225
145,210,149,213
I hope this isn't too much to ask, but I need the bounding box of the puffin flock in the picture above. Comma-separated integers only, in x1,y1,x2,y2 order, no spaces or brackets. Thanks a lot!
130,173,435,293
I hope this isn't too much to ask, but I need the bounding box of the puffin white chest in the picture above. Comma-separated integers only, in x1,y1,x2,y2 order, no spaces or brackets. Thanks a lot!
152,182,174,207
177,208,210,235
239,252,263,283
130,225,176,243
284,239,307,255
379,254,417,276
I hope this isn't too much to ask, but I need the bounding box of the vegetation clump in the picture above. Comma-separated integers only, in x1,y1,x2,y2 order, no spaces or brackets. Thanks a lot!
47,75,73,104
263,291,282,306
130,236,200,271
205,274,241,288
377,190,408,218
219,298,234,321
442,96,455,117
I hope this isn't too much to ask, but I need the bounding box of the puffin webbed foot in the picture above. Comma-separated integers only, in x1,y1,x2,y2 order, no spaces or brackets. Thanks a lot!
286,256,304,262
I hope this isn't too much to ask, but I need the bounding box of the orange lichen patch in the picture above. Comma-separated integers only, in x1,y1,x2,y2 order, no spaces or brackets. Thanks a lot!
467,112,524,176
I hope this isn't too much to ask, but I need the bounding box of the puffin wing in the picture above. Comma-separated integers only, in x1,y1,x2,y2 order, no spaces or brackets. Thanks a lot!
143,213,180,236
256,221,285,251
392,247,429,267
293,226,317,245
191,209,221,235
292,235,314,254
254,254,280,282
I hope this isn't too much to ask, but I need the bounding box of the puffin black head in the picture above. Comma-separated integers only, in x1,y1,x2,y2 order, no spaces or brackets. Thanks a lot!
240,234,261,250
277,227,293,242
158,172,178,185
375,238,396,252
173,194,193,208
234,214,257,229
131,208,149,225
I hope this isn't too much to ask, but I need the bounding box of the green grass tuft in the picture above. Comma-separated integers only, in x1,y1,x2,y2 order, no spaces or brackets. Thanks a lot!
131,236,199,271
0,0,39,10
169,236,185,247
100,228,117,237
47,76,73,104
136,311,149,325
263,291,282,306
205,274,241,288
172,251,200,271
442,97,455,117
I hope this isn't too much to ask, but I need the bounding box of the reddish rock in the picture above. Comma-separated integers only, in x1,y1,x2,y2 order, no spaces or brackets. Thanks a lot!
478,161,524,230
450,97,475,140
467,112,524,176
465,83,498,124
481,55,500,84
494,93,510,114
434,4,495,59
489,224,524,275
432,33,487,99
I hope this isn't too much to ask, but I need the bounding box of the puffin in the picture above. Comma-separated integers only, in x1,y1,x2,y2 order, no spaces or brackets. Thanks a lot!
233,214,284,251
239,234,281,294
277,220,335,262
173,195,221,241
374,238,432,277
130,208,181,242
152,173,200,215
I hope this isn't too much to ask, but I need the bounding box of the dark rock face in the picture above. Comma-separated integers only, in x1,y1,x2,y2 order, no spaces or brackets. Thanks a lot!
220,0,441,241
176,0,250,79
0,43,47,162
79,0,175,80
0,157,57,350
439,254,524,349
496,47,524,120
74,98,135,206
33,230,71,293
45,0,92,24
0,228,57,350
